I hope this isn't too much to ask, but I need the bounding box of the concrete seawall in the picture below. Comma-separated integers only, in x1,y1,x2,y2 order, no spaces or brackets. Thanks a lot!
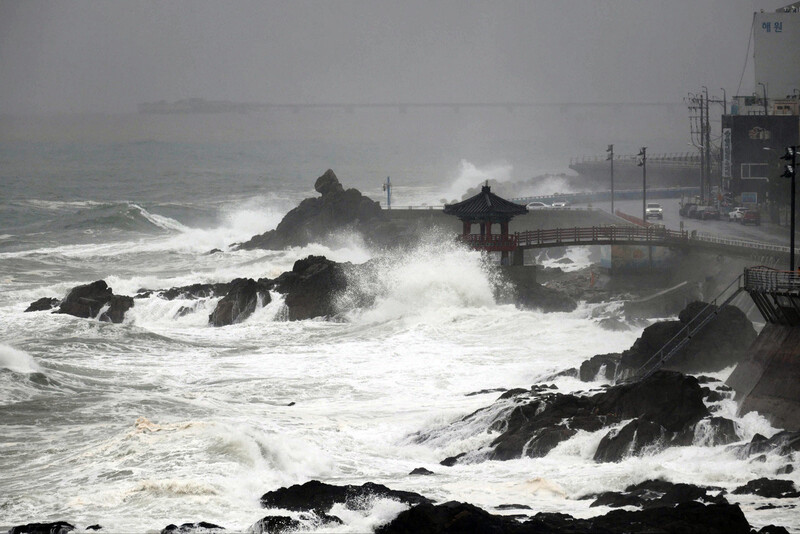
726,323,800,431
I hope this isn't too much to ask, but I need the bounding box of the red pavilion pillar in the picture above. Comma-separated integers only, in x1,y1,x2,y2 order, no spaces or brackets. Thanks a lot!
462,220,471,236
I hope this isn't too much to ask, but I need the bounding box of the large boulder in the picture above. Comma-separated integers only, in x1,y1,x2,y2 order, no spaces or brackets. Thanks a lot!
24,297,60,312
237,170,394,250
580,301,757,381
8,523,75,534
274,256,348,321
259,480,431,514
208,278,271,327
55,280,134,323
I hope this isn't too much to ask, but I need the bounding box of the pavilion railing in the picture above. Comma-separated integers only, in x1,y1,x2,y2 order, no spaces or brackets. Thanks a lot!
459,234,519,251
515,226,687,247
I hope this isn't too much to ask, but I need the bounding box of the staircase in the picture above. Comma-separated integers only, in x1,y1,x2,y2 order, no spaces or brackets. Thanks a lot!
624,274,745,382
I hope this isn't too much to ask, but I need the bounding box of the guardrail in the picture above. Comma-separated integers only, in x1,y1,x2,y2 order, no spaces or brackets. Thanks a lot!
516,226,687,248
691,232,796,254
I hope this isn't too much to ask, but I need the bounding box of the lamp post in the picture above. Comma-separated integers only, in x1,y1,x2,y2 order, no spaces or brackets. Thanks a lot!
781,146,798,270
607,144,614,214
383,176,392,209
638,147,647,223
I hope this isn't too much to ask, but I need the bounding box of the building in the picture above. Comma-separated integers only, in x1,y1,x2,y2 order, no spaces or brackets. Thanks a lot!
722,4,800,204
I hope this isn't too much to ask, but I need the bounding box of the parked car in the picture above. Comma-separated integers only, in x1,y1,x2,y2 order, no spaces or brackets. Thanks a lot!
679,202,697,217
701,206,721,220
742,210,761,225
689,205,704,219
728,207,748,222
526,201,549,209
645,202,663,220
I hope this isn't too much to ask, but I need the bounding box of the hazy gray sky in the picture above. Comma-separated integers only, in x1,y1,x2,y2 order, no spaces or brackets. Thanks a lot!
0,0,791,114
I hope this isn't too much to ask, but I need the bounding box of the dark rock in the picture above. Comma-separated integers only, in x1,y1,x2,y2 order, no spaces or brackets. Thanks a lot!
287,402,295,406
175,305,196,318
85,526,102,531
732,478,800,498
495,504,532,510
509,281,578,313
409,467,435,476
274,256,348,321
439,453,466,466
24,297,59,312
497,388,528,400
443,370,708,462
617,301,756,377
729,431,800,459
695,416,740,446
598,317,629,331
259,480,431,513
376,500,754,534
579,353,620,381
237,170,393,250
209,278,271,326
160,282,235,301
207,248,223,255
758,526,791,534
99,294,134,323
55,280,133,323
594,418,665,463
246,516,300,534
8,522,75,534
465,388,507,397
777,464,794,475
702,387,727,403
160,522,225,534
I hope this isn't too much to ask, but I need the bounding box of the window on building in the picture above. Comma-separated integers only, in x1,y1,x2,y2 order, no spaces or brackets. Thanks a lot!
741,163,769,179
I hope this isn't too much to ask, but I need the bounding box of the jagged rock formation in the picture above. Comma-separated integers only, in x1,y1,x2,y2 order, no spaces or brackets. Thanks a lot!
24,297,60,312
236,169,395,250
53,280,134,323
259,480,431,514
208,278,271,327
421,371,733,465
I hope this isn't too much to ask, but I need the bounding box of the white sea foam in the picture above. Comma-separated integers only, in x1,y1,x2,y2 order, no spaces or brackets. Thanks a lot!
444,160,514,202
0,344,41,374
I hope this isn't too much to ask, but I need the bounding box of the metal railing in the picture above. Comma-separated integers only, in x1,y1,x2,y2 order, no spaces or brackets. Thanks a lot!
515,226,687,248
626,273,745,382
692,232,795,254
459,234,519,251
744,266,800,293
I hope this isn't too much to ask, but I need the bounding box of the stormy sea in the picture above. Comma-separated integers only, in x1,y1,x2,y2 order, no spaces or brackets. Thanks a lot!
1,114,797,533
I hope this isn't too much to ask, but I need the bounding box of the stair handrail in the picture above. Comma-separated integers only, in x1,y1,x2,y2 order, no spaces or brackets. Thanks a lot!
625,273,745,382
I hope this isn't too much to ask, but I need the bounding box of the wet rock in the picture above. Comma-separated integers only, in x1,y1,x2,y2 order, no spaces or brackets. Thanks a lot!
777,464,794,475
508,281,578,313
579,353,620,381
443,371,708,462
246,516,300,534
274,256,348,321
695,416,740,446
237,170,393,250
160,523,225,534
732,478,800,498
376,500,754,534
617,301,756,377
409,467,435,476
8,523,75,534
55,280,133,323
259,480,431,513
594,418,665,462
729,430,800,458
439,453,466,466
757,526,791,534
208,278,271,327
495,504,532,510
159,282,235,301
85,526,102,531
598,317,629,331
465,387,507,397
24,297,60,312
590,479,725,509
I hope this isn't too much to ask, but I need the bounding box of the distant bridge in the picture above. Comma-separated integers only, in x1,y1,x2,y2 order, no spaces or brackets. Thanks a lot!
461,225,798,261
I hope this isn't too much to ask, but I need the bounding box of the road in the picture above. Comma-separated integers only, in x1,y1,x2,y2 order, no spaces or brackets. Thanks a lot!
578,198,791,247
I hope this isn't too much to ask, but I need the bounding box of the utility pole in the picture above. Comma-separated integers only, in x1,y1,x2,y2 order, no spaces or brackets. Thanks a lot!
607,144,614,214
781,146,798,270
699,95,706,203
383,176,392,209
704,87,712,204
638,147,647,223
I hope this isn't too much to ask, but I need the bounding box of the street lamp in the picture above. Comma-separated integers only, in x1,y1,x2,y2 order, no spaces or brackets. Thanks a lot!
638,147,647,223
781,146,798,270
606,144,614,214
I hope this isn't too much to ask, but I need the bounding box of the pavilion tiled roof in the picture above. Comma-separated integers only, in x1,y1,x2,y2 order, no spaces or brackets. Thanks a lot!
443,185,528,220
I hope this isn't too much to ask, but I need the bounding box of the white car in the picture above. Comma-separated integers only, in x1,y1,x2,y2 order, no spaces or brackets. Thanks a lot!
728,207,748,222
551,201,569,209
526,201,549,209
645,202,663,219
